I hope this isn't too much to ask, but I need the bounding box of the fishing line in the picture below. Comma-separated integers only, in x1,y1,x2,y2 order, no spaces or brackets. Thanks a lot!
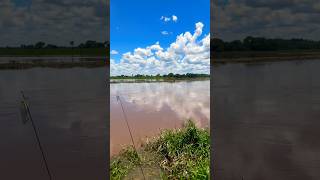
21,91,53,180
116,95,146,180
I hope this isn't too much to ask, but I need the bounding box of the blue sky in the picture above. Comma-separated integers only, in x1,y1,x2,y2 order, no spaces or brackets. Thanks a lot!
110,0,210,75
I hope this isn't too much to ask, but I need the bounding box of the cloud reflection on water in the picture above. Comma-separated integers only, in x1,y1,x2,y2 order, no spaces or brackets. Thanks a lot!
110,80,210,127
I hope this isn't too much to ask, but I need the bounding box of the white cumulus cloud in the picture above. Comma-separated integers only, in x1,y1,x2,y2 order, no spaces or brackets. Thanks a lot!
160,16,171,22
172,15,178,22
110,50,118,55
111,22,210,76
161,31,172,35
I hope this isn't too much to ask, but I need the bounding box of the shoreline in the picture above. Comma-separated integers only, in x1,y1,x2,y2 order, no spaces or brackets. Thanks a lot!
110,120,210,179
0,48,107,57
0,61,107,70
110,77,210,83
212,51,320,64
213,56,320,64
2,51,319,69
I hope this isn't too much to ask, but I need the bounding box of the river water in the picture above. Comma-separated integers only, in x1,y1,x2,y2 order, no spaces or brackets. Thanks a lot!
110,80,210,156
0,67,107,179
213,60,320,179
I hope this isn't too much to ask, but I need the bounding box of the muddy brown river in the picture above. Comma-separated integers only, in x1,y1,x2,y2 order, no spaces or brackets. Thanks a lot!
110,80,210,156
213,60,320,179
0,67,107,179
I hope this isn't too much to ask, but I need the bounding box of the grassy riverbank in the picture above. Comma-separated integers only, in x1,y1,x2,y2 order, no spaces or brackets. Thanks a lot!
0,60,107,69
110,77,210,83
212,50,320,64
0,48,107,56
110,120,210,179
111,73,210,83
0,47,108,69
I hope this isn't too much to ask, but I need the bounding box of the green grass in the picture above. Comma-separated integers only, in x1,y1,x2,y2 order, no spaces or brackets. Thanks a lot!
0,48,107,56
110,77,210,83
110,77,209,80
212,50,320,63
0,61,107,70
110,146,141,179
110,120,210,180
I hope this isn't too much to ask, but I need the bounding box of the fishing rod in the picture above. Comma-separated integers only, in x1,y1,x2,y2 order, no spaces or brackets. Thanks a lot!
116,95,146,180
20,91,53,180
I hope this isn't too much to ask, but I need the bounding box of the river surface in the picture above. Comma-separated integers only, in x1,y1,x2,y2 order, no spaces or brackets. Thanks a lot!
110,80,210,156
0,67,107,179
213,60,320,179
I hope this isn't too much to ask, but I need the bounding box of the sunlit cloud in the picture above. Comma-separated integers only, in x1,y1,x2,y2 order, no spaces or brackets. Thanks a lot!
161,31,170,35
172,15,178,22
160,16,171,22
111,22,210,76
160,15,178,23
110,50,118,55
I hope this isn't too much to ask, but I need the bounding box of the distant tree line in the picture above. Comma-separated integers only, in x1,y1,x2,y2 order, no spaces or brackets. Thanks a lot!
1,40,109,49
211,36,320,52
112,73,210,79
